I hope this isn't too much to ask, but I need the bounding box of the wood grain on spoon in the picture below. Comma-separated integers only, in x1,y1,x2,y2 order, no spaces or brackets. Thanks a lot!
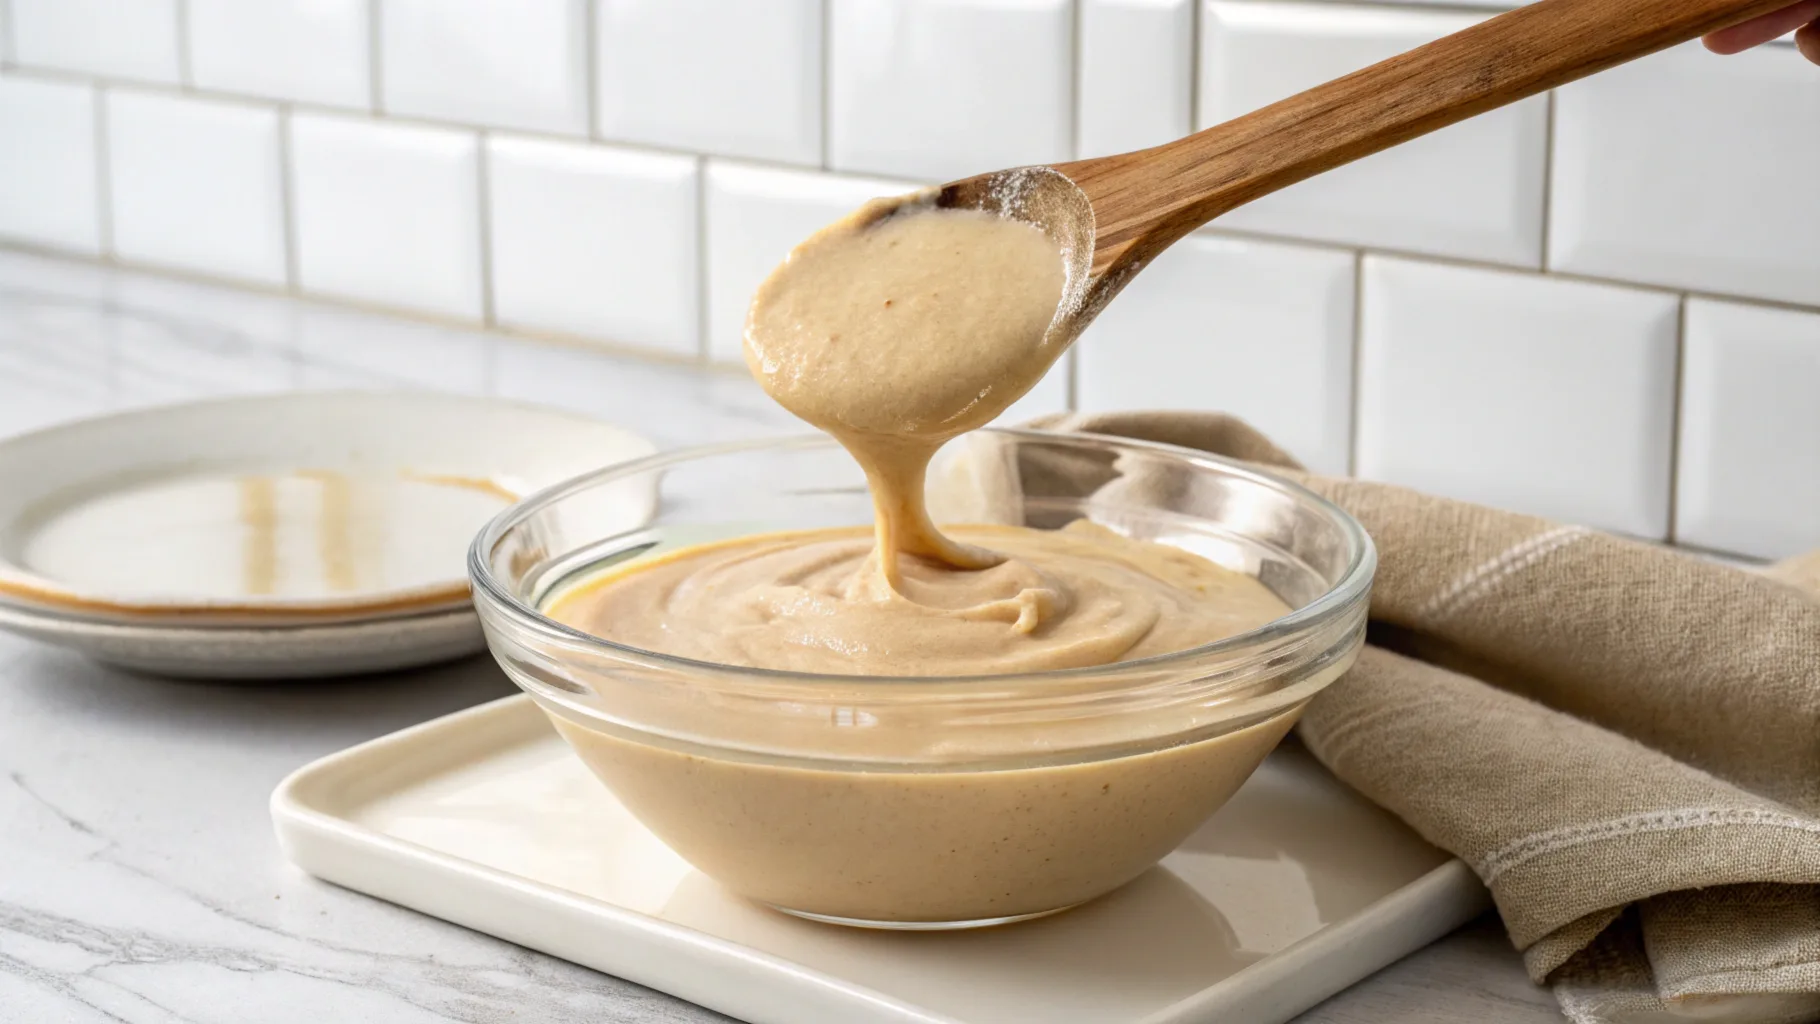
948,0,1794,300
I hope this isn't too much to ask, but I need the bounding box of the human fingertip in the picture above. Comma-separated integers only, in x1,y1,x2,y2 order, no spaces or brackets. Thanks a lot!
1798,21,1820,65
1701,31,1744,55
1708,0,1820,55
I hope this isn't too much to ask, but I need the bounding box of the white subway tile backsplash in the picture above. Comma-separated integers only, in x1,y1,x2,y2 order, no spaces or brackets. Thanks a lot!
488,136,699,357
1199,1,1547,267
1356,257,1679,537
0,76,102,254
381,0,588,136
1076,234,1356,474
1078,0,1194,158
829,0,1072,181
289,113,484,319
1676,299,1820,560
9,0,180,83
704,162,913,363
1550,42,1820,308
597,0,822,166
105,91,287,286
187,0,371,109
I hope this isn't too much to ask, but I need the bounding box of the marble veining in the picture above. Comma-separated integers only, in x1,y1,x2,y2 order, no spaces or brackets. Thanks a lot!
0,653,741,1023
0,250,1559,1023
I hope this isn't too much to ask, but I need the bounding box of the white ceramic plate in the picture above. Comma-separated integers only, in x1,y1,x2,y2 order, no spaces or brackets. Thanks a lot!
0,392,654,623
0,599,485,679
273,695,1490,1024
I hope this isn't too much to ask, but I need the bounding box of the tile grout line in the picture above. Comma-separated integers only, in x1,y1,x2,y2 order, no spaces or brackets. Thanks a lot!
1346,251,1366,477
476,128,500,396
174,0,194,88
0,67,840,177
1069,0,1083,159
694,157,711,362
475,131,498,328
367,0,385,113
9,177,1818,330
583,0,599,138
1664,295,1688,543
1667,538,1770,568
1193,220,1820,315
276,106,302,294
92,85,116,258
818,0,832,170
1188,0,1203,132
1063,0,1084,414
278,108,306,390
1537,88,1556,269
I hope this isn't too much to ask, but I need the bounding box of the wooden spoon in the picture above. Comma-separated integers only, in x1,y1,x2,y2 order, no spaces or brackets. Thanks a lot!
935,0,1793,329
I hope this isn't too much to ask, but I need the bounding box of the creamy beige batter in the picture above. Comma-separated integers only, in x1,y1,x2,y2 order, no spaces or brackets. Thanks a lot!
542,195,1303,924
550,521,1285,676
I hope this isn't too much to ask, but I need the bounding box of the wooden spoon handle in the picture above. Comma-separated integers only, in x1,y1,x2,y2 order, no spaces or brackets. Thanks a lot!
1060,0,1793,278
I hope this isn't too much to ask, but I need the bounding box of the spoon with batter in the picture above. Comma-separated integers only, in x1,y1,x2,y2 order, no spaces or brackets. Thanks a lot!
745,190,1078,581
747,0,1785,589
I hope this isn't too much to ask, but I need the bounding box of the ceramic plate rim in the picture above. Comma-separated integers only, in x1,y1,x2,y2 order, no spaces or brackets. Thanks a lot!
0,597,486,679
0,595,478,638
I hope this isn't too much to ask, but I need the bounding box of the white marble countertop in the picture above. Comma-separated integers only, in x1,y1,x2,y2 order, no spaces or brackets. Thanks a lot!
0,251,1564,1023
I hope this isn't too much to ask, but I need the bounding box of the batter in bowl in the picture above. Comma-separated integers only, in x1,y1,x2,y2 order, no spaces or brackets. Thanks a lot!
547,521,1286,677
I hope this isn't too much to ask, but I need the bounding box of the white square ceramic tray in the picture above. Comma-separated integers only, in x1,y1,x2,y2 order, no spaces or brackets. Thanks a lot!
272,694,1489,1024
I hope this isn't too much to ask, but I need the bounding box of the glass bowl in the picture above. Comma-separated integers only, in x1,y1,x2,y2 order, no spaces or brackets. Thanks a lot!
469,428,1375,929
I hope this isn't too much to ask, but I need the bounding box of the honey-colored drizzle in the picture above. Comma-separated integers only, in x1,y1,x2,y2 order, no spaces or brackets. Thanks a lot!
238,475,278,596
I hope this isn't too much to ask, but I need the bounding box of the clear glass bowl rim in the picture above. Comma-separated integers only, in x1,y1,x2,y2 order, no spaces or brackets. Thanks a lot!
467,427,1376,689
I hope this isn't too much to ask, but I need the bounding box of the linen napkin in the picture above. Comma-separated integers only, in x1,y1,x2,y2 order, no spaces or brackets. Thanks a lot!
1025,410,1820,1024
